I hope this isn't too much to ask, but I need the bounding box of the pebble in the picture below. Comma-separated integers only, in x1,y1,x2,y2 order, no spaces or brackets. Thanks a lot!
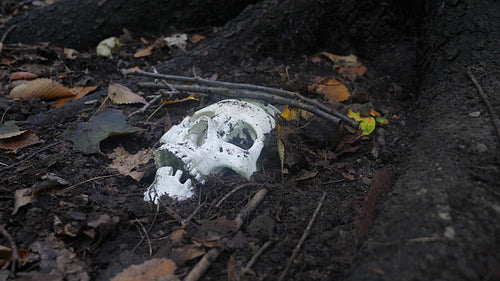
468,111,481,117
475,143,488,153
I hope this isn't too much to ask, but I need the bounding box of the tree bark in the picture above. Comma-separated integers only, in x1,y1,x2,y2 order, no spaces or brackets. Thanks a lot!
0,0,256,50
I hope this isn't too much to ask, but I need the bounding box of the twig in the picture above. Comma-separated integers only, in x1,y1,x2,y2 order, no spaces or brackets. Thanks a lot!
128,94,161,119
62,174,119,192
140,82,344,125
277,192,326,281
0,25,16,55
137,220,153,257
182,202,205,225
184,188,269,281
215,183,256,208
122,69,359,128
241,240,273,276
0,141,61,172
0,224,18,275
467,67,500,141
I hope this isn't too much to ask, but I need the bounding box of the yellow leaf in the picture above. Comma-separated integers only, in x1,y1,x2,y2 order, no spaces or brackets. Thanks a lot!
360,117,376,135
347,109,361,121
281,106,292,120
348,109,375,135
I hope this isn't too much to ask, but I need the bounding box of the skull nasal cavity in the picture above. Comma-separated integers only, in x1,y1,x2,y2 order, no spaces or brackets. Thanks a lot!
188,118,208,146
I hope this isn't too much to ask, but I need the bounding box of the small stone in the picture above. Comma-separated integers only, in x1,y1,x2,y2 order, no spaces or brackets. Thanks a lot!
475,143,488,153
468,111,481,117
444,226,456,239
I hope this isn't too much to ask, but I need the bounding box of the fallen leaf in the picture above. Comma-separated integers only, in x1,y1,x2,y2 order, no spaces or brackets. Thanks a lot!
280,106,312,121
376,116,389,125
56,85,99,107
170,229,187,244
192,216,239,243
170,244,205,266
63,48,78,59
163,33,187,51
294,169,318,181
12,188,33,215
9,71,37,82
189,34,205,44
63,109,142,154
9,78,74,100
133,45,154,58
314,52,367,80
0,122,43,152
111,258,176,281
108,145,154,181
0,246,31,268
96,37,122,58
308,77,350,102
316,52,359,67
348,109,375,135
108,83,147,104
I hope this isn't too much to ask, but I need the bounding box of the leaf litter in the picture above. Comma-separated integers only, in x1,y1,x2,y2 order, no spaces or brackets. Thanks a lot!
0,25,404,281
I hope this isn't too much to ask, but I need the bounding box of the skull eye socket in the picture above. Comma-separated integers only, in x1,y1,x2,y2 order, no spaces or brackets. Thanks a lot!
223,121,256,150
187,118,208,146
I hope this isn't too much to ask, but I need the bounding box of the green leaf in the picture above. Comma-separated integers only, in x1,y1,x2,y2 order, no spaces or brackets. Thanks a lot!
376,116,388,125
63,109,142,154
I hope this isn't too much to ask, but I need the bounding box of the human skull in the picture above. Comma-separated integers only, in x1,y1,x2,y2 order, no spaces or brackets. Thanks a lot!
156,99,279,180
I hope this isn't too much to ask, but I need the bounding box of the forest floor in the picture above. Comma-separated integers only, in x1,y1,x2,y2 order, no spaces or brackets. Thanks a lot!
0,1,499,281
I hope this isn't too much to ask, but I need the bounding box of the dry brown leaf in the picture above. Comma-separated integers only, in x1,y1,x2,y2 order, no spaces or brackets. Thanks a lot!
170,229,187,244
9,71,37,82
108,146,154,181
133,45,154,58
0,131,43,152
12,188,33,215
63,48,78,59
316,52,359,67
308,77,350,102
111,258,176,281
108,83,147,104
170,245,206,266
9,78,74,100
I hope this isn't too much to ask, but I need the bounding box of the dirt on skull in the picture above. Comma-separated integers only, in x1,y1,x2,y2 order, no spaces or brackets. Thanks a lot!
0,1,499,281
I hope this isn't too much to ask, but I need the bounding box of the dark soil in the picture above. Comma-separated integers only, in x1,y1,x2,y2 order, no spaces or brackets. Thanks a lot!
0,1,499,281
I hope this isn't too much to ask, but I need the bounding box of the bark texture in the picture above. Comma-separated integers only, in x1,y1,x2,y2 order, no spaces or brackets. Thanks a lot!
0,0,256,49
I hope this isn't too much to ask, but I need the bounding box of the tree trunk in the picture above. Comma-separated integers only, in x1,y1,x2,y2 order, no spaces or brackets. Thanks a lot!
0,0,256,49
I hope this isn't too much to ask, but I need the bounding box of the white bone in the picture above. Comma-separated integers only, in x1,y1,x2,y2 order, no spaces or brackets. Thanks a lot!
144,99,279,203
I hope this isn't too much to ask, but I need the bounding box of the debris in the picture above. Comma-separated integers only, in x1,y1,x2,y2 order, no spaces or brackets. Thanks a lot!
163,33,188,51
9,78,74,100
108,83,147,104
111,258,176,281
108,145,153,181
308,77,351,102
63,109,142,154
96,37,122,58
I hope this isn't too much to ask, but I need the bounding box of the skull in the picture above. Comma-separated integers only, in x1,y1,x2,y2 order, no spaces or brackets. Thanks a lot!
144,99,278,203
156,99,279,180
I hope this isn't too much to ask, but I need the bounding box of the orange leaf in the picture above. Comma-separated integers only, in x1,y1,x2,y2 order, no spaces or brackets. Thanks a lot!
56,85,99,107
9,78,74,100
9,71,37,82
111,258,176,281
108,83,147,104
189,34,205,44
133,45,154,58
308,78,350,102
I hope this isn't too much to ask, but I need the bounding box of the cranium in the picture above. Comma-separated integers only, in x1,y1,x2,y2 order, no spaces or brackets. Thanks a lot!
144,99,278,203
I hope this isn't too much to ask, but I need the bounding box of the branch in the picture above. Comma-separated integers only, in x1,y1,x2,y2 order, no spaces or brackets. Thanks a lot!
122,69,359,128
277,192,326,281
184,188,269,281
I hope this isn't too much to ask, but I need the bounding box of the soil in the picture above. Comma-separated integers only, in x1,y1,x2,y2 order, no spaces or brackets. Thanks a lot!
0,1,499,281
